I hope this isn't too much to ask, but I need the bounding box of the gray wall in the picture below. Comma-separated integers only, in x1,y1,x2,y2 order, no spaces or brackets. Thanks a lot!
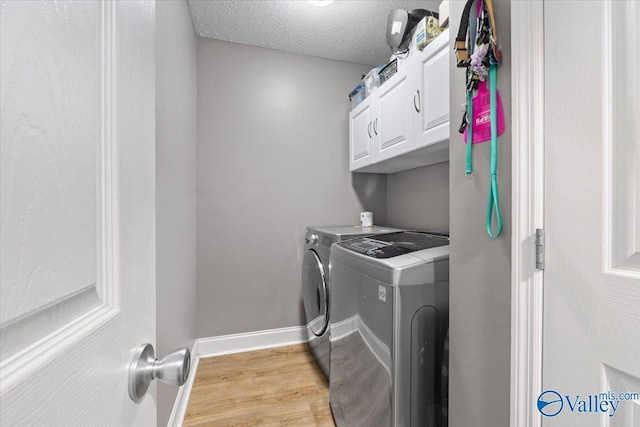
448,1,512,426
386,162,450,231
156,1,197,425
196,39,386,338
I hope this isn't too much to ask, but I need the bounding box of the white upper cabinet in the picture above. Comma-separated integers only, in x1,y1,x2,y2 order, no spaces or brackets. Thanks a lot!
349,29,450,174
349,96,374,171
373,67,414,162
413,31,450,150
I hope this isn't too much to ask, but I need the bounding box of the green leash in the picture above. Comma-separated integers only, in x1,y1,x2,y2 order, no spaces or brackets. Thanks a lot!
465,90,474,175
486,64,503,238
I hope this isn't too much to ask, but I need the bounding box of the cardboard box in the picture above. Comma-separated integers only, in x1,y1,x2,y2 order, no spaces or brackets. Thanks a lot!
439,0,450,27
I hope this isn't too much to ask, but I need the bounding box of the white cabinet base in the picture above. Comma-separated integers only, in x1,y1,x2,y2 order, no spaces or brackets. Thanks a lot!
354,141,448,174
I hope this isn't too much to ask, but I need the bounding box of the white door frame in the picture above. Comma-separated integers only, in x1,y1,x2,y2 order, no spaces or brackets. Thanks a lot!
510,1,545,426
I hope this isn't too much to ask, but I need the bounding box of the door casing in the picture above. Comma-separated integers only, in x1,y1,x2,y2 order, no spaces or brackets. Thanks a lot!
510,1,545,426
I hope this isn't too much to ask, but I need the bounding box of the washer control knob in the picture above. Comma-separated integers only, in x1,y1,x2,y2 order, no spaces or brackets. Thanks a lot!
310,234,319,245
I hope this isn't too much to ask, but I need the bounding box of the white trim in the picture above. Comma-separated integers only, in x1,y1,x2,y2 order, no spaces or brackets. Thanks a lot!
510,1,545,427
196,325,307,358
167,340,200,427
167,326,308,426
601,0,640,280
0,306,119,395
99,0,118,310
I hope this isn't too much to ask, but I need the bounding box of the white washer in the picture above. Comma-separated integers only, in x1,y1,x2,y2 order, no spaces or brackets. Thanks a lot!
302,226,401,379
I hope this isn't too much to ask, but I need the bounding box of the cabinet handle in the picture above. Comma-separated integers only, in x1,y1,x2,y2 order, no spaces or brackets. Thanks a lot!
414,90,421,113
373,118,378,135
367,122,372,138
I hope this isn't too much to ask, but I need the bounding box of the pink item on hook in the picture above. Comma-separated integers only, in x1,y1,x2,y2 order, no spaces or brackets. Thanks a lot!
463,80,505,144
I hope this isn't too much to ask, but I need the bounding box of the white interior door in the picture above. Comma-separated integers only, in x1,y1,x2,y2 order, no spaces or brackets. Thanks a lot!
542,1,640,425
1,1,156,425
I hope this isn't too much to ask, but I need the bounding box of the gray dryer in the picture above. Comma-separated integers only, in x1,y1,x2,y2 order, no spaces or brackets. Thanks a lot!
302,226,401,379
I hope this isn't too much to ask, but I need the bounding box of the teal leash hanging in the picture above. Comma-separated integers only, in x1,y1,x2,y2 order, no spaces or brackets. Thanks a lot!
456,0,503,238
485,64,503,238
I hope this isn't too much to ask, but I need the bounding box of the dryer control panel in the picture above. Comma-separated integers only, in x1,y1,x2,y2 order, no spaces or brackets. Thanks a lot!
339,232,448,259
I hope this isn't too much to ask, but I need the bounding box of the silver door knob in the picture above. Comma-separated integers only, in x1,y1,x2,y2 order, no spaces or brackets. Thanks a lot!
128,343,191,402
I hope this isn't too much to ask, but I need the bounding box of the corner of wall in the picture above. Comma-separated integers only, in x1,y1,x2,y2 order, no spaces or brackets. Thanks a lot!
448,0,512,426
156,0,199,425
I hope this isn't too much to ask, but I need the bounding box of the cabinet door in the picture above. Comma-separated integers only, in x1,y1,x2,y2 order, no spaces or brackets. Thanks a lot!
373,67,414,162
413,32,450,150
349,97,374,171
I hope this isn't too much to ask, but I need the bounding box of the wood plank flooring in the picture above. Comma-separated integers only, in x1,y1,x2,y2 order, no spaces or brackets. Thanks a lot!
183,344,336,426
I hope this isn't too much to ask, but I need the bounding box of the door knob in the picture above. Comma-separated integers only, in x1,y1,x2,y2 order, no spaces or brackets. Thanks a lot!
128,343,191,402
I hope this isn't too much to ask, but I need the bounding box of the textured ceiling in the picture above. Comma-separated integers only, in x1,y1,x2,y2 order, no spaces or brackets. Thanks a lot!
187,0,441,66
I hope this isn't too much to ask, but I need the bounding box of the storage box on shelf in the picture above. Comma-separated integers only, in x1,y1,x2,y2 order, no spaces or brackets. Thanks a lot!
349,29,450,173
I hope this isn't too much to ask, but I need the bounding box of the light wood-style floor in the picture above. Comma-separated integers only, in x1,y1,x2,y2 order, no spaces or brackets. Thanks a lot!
183,344,336,426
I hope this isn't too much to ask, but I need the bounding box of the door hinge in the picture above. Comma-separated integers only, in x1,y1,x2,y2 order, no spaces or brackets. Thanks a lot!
535,228,545,270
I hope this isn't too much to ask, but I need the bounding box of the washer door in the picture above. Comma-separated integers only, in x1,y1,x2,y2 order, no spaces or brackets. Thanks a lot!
302,249,328,336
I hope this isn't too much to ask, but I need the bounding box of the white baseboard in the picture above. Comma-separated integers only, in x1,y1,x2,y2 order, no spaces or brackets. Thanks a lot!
197,325,308,358
167,326,308,426
167,340,200,427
